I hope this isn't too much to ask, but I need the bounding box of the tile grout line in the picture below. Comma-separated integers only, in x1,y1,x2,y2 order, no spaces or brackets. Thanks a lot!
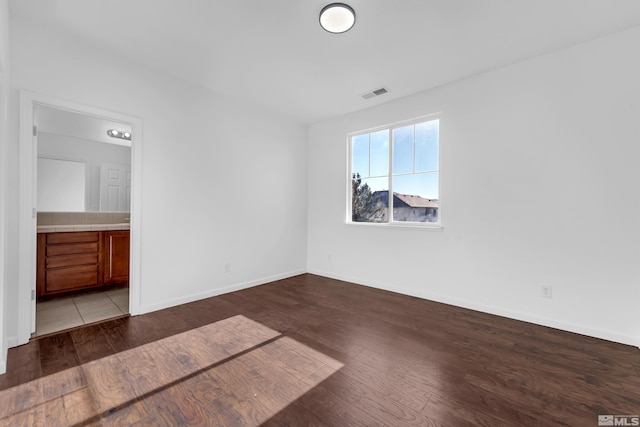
75,293,126,324
106,291,129,315
35,296,83,337
73,296,88,325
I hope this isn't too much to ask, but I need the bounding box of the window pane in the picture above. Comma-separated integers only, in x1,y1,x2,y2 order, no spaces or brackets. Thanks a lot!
369,130,389,177
362,176,388,194
352,175,387,223
393,172,438,199
352,134,369,178
350,117,441,225
392,125,414,175
392,172,439,222
415,120,439,172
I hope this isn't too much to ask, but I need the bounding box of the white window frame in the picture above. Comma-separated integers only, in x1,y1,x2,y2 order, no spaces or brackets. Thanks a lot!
347,114,442,230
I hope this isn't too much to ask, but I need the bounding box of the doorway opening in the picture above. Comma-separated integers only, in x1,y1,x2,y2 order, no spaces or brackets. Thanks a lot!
33,105,132,337
17,91,142,344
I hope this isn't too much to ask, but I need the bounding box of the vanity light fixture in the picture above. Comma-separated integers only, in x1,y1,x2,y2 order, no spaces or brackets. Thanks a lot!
319,3,356,34
107,129,132,141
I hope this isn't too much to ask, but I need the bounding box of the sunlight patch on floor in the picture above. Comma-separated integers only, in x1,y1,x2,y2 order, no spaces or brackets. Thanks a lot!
1,315,343,425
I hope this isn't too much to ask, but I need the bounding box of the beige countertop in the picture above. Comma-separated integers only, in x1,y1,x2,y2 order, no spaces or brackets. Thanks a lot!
37,223,130,233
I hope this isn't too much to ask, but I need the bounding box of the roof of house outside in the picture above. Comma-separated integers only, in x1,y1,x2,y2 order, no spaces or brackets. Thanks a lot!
372,191,439,208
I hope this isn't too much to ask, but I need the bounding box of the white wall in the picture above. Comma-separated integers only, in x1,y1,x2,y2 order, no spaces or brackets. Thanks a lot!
5,17,308,345
308,26,640,346
0,0,10,374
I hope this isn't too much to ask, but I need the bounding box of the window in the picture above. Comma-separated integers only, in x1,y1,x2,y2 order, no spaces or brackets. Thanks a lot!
349,116,440,225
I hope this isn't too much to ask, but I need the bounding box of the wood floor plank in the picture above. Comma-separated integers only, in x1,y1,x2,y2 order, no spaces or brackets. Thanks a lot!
340,351,432,412
464,358,640,422
70,323,116,364
315,369,439,426
112,345,174,401
136,378,221,427
285,381,390,427
97,316,150,353
40,365,86,402
251,338,327,380
2,273,639,426
423,391,527,427
99,312,181,353
206,354,275,402
0,405,45,427
434,375,551,426
97,398,152,426
38,333,80,376
261,398,329,427
42,386,102,427
0,340,41,391
81,352,141,416
167,296,240,328
461,368,605,426
0,378,43,420
352,347,465,399
140,333,211,379
172,368,249,426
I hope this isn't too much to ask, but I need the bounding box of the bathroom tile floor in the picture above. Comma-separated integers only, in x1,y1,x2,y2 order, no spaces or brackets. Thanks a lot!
34,288,129,337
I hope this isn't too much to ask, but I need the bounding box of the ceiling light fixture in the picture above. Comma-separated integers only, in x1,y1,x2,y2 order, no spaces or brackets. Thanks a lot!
319,3,356,34
107,129,132,141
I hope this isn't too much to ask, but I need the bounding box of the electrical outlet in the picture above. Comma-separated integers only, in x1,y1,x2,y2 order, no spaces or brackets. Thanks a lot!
328,254,332,261
224,263,231,273
541,285,552,298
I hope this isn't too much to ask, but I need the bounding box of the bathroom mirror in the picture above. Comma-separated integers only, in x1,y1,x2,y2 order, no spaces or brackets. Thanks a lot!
37,157,87,211
36,105,132,212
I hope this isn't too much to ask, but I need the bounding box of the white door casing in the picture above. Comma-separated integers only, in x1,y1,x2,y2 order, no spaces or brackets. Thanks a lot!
17,90,143,346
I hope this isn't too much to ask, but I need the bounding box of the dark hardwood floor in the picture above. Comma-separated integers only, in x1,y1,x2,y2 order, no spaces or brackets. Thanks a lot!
1,273,639,426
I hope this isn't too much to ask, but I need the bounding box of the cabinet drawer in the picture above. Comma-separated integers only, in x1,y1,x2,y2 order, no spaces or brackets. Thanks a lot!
46,242,99,257
46,265,99,292
46,253,99,269
47,232,100,244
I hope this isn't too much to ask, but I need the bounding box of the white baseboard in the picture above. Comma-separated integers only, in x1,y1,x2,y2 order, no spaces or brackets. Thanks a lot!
138,269,307,315
307,268,640,348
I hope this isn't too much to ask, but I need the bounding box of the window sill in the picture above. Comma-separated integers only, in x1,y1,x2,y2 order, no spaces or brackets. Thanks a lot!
346,221,444,231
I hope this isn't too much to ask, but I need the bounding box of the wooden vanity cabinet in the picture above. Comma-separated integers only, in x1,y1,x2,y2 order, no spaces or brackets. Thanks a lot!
37,230,130,297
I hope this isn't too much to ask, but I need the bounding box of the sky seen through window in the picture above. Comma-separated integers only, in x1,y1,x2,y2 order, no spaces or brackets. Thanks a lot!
351,119,439,199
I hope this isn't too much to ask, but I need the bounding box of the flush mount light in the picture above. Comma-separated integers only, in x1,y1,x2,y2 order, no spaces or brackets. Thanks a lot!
319,3,355,34
107,129,132,141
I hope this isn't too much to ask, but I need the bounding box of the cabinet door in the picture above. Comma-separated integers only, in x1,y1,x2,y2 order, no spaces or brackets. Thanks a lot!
104,231,130,284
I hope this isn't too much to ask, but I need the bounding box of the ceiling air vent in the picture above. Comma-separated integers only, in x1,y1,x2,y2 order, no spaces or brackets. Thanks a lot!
361,87,389,100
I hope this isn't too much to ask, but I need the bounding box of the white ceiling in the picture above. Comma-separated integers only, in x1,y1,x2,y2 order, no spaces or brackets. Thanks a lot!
10,0,640,124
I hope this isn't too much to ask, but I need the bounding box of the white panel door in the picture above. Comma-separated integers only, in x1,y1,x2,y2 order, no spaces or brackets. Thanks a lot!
100,162,131,211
